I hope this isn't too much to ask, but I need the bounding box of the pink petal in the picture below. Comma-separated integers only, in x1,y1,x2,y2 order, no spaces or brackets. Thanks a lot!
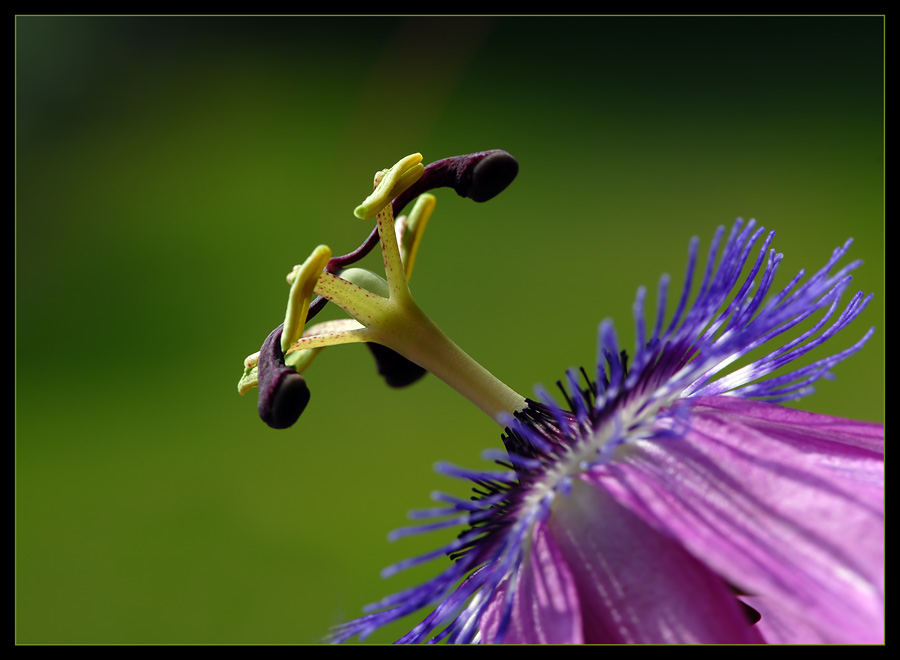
738,596,830,644
479,519,584,643
594,395,884,643
546,478,762,643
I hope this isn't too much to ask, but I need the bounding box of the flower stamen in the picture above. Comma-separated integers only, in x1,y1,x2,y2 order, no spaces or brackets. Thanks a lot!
238,151,526,427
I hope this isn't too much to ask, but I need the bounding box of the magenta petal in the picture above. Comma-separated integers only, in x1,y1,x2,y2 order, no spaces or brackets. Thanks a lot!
738,596,830,644
546,478,763,643
479,521,584,643
595,395,884,643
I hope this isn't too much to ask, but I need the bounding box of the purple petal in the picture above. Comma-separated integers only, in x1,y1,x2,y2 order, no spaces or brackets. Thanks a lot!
594,395,884,643
548,478,762,643
479,521,584,644
738,596,829,644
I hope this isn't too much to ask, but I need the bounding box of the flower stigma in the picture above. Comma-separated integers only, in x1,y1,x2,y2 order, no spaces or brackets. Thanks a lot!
238,150,525,427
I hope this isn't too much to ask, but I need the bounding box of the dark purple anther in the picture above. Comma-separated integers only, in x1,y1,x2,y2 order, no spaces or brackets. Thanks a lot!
392,149,519,213
366,343,427,388
257,324,310,429
304,150,520,325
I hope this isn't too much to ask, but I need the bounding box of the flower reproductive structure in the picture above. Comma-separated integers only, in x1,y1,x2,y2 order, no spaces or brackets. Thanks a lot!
237,151,883,644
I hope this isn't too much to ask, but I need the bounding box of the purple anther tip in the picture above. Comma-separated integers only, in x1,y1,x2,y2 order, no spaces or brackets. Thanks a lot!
366,342,427,388
392,149,519,216
257,324,310,429
460,150,520,202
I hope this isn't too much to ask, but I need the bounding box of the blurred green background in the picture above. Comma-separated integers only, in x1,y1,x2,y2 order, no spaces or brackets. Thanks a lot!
16,16,883,644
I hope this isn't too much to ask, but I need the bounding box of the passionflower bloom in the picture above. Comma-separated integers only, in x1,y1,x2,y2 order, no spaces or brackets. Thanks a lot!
237,151,883,644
